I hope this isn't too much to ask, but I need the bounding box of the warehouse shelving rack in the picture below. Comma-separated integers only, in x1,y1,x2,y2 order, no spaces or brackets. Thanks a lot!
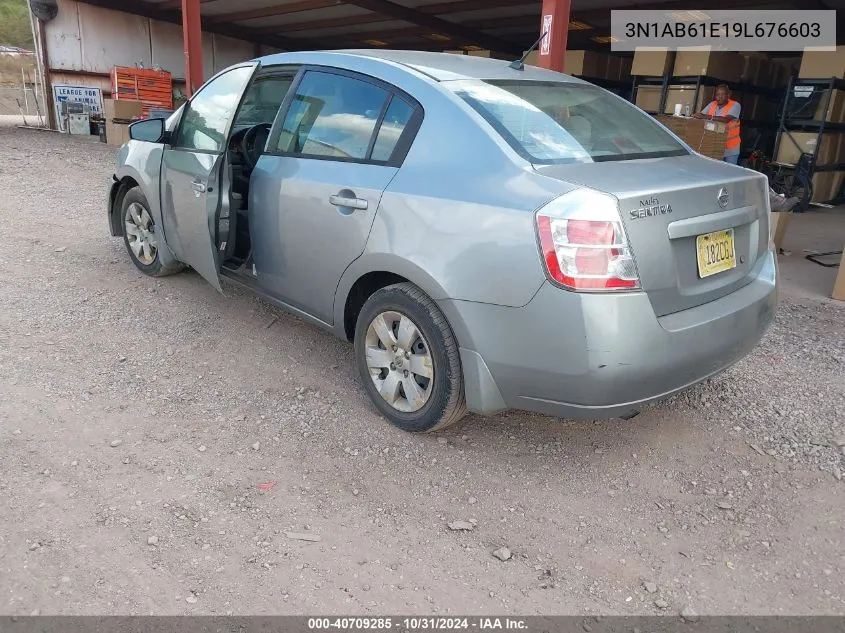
774,76,845,209
629,73,783,119
586,76,636,98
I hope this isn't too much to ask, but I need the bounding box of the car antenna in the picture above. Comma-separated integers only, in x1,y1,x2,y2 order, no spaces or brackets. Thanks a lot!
509,31,548,71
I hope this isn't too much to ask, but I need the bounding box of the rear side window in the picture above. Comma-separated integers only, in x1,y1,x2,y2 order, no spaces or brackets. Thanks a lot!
450,80,689,164
371,96,414,162
275,71,388,160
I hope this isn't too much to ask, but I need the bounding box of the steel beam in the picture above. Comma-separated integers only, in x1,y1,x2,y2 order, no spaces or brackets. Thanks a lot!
73,0,319,52
576,0,790,23
342,0,522,54
537,0,570,72
158,0,214,10
205,0,343,24
182,0,204,95
251,0,531,35
320,14,542,48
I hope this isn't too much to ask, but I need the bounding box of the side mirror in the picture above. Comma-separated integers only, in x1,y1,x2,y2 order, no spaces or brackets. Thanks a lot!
129,118,166,143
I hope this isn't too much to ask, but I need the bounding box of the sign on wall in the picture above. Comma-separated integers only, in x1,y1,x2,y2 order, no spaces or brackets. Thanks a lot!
540,15,553,55
52,85,103,132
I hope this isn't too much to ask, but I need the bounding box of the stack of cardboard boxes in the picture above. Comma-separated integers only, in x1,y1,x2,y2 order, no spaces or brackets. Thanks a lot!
632,48,786,119
656,115,729,160
520,49,632,83
103,98,143,147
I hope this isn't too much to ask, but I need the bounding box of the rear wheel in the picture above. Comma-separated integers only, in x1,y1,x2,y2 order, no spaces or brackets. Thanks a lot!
354,283,466,433
121,187,183,277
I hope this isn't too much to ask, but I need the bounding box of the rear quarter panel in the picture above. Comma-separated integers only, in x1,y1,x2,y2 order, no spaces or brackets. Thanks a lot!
333,63,575,320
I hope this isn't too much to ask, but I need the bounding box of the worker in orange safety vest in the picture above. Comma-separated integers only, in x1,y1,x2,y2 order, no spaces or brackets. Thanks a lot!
693,84,741,164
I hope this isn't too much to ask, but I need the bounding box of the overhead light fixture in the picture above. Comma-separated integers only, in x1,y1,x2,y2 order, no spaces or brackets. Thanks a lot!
592,35,620,44
568,20,592,30
422,33,451,42
362,39,389,46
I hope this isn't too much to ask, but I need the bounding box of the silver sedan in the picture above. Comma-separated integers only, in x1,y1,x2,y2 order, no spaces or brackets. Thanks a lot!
107,50,777,433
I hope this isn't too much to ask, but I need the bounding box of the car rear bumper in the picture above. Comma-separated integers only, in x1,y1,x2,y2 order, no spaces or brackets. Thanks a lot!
438,250,777,419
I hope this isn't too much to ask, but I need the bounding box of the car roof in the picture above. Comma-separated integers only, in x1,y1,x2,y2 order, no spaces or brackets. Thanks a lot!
258,49,587,84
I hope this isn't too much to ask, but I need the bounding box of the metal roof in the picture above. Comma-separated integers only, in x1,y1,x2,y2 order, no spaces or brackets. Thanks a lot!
76,0,844,55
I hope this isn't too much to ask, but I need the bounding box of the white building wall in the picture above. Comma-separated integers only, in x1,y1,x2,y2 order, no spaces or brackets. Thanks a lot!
43,0,260,83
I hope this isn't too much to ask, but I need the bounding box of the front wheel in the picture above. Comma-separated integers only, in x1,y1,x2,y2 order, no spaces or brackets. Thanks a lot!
354,283,467,433
121,187,183,277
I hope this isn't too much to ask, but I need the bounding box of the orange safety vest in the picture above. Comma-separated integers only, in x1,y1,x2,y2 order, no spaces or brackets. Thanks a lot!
706,99,741,152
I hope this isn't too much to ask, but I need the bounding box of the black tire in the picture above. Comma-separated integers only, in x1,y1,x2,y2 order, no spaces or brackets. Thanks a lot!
771,169,812,212
354,283,467,433
120,187,183,277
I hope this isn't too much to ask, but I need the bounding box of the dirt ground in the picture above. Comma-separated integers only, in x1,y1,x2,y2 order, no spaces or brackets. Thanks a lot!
0,123,843,617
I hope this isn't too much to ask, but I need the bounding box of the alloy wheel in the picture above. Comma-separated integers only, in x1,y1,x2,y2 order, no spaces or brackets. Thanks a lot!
124,202,158,265
364,311,434,413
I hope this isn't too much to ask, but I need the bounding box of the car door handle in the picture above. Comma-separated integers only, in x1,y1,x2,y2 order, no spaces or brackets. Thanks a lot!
191,181,207,194
329,194,368,211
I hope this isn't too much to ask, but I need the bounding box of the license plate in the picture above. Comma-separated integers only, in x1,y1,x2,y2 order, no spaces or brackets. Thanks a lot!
696,228,736,278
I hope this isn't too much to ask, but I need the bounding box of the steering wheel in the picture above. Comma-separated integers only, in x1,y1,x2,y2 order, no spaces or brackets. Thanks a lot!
241,123,272,171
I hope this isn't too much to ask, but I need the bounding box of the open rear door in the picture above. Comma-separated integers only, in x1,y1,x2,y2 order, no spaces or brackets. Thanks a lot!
158,63,257,291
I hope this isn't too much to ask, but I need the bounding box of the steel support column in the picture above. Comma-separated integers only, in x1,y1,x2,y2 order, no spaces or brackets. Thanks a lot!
182,0,204,97
537,0,570,72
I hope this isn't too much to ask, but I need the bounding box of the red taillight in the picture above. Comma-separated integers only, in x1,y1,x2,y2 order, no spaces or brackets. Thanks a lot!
567,219,613,245
537,214,640,291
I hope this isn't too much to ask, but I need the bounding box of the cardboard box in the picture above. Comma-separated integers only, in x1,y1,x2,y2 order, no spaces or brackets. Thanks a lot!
775,131,842,165
655,115,729,159
664,84,708,115
810,173,830,202
104,98,143,122
814,89,845,123
772,57,800,86
833,250,845,301
673,48,743,83
756,58,779,88
740,55,763,84
828,169,845,200
466,49,511,60
656,114,689,136
444,49,466,55
799,46,845,80
770,211,792,251
605,55,622,81
635,86,662,112
525,51,539,67
631,49,675,76
565,50,608,78
105,120,131,147
619,56,633,82
809,170,845,202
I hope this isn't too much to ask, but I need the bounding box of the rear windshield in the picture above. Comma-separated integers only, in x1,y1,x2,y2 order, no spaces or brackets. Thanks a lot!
450,79,688,164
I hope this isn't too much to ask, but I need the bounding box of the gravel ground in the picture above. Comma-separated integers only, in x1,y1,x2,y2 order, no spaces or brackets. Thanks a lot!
0,123,843,616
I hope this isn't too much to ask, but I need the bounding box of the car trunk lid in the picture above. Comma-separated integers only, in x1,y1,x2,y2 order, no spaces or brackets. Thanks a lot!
534,154,771,317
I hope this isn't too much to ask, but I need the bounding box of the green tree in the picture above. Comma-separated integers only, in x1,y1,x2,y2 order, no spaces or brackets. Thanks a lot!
0,0,34,50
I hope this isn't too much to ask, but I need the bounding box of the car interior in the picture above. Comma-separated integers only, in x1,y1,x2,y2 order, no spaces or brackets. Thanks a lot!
213,68,416,279
219,72,297,273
